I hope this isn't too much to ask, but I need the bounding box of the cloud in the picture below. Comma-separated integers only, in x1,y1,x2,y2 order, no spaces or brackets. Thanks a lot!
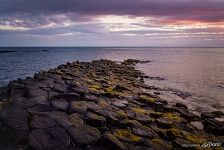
1,0,224,22
0,0,224,46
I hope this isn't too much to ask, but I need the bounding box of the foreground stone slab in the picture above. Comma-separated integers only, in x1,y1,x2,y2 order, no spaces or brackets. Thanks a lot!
67,125,101,144
69,101,88,114
29,127,70,149
30,115,57,128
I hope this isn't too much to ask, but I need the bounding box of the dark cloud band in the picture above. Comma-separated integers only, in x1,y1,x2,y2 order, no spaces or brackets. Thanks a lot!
1,0,224,22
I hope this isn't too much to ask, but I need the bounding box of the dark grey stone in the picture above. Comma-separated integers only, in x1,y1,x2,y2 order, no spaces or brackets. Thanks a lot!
29,127,70,149
30,115,57,128
102,132,125,150
51,100,69,111
69,101,87,114
28,88,48,98
30,96,50,105
67,125,101,144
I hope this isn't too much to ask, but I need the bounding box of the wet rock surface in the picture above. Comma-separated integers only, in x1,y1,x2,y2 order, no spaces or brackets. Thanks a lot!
0,59,223,149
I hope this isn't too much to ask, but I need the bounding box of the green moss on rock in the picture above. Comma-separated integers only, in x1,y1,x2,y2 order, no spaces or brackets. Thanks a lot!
162,113,183,122
139,95,156,104
166,128,207,144
148,138,172,150
114,129,142,143
116,110,128,119
89,84,101,90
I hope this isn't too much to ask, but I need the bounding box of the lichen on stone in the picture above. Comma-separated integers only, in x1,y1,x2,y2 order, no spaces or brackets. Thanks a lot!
162,113,183,122
89,84,101,90
116,110,128,119
167,128,207,144
148,138,172,149
148,111,163,118
105,86,114,93
139,95,156,104
114,129,142,143
98,100,110,108
131,107,150,115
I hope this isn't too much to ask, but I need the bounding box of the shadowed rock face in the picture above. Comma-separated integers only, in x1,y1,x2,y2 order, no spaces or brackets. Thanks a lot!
0,59,223,149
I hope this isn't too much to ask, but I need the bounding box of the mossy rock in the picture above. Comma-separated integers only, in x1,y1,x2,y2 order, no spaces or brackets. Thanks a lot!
89,87,102,95
156,118,173,128
98,99,110,108
131,107,150,115
85,111,106,126
85,78,94,84
166,128,207,145
113,84,131,92
149,111,163,118
185,134,207,145
105,87,114,93
132,125,157,138
69,101,88,114
89,87,98,92
119,119,142,128
116,110,128,119
162,113,184,122
148,138,172,150
113,129,142,143
68,113,84,126
139,95,156,105
103,132,126,150
89,84,101,90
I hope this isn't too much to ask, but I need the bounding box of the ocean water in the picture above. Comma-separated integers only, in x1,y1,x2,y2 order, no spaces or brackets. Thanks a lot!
0,47,223,113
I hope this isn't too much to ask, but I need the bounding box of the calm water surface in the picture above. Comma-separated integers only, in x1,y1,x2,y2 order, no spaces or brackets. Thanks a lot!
0,47,223,113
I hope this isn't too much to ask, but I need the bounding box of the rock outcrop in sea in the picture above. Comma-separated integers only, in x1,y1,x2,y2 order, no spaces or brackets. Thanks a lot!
0,59,223,149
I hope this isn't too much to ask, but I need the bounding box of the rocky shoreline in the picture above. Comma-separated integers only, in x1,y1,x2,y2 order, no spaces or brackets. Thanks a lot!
0,59,223,150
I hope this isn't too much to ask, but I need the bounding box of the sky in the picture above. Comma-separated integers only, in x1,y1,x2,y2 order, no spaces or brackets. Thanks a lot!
0,0,224,47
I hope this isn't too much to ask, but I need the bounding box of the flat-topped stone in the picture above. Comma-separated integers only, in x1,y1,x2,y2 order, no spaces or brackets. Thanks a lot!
68,125,101,144
69,101,88,114
29,127,70,149
51,100,69,111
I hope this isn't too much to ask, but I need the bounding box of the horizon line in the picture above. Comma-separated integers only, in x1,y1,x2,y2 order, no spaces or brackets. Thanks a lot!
1,46,224,48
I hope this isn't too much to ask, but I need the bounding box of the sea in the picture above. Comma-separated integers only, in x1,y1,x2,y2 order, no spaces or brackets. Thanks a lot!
0,47,223,113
